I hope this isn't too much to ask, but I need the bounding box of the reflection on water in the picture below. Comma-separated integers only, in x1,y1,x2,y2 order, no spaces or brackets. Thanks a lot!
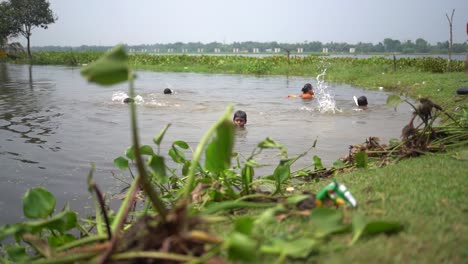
0,63,413,224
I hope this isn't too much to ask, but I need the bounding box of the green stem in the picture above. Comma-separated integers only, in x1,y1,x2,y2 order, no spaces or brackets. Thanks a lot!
128,72,168,222
111,251,197,262
29,252,98,264
56,234,107,252
111,175,141,232
183,105,233,201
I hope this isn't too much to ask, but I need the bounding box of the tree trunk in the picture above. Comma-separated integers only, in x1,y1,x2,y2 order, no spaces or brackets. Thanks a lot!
446,9,455,72
27,35,31,60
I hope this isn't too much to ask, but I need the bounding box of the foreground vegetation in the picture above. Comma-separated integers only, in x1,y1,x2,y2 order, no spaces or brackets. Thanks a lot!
0,47,467,263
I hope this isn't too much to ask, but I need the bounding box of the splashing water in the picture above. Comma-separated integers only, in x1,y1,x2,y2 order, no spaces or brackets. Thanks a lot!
111,91,144,103
315,69,341,114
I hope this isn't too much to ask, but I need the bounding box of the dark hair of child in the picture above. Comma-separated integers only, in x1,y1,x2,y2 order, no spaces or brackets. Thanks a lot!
164,88,173,94
357,96,368,106
233,110,247,122
302,83,313,94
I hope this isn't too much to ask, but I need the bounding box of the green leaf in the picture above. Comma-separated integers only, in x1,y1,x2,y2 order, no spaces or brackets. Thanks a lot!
355,151,368,168
5,244,29,262
351,213,403,245
286,194,310,205
257,137,287,157
153,123,171,145
311,207,349,237
173,140,190,149
113,156,129,170
48,234,76,248
273,159,291,184
313,155,323,170
41,210,78,233
148,155,168,183
125,146,135,160
234,217,255,235
386,94,404,110
169,145,186,163
23,187,56,219
226,232,257,261
139,145,155,156
205,119,235,173
80,45,129,86
241,164,254,187
261,238,318,258
350,213,367,245
332,159,345,168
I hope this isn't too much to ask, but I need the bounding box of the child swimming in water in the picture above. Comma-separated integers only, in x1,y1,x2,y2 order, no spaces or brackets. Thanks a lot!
164,88,173,94
357,96,368,110
233,110,247,128
287,83,314,99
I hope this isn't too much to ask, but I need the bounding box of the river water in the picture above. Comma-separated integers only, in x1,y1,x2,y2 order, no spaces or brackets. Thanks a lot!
0,63,413,224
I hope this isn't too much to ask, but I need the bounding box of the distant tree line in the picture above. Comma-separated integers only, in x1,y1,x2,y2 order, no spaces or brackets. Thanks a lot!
31,38,467,54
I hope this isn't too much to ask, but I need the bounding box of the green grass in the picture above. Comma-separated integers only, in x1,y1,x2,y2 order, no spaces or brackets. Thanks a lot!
209,148,468,263
314,149,468,263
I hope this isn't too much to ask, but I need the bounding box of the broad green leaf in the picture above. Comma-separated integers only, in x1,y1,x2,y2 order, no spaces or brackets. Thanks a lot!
148,155,168,183
5,244,29,262
333,159,345,168
386,94,404,110
226,231,257,261
23,187,56,219
286,194,310,205
313,155,323,170
241,165,254,186
182,160,192,176
113,156,129,170
273,159,291,184
173,140,190,149
80,45,129,86
355,151,368,168
350,213,367,245
139,145,155,156
169,146,186,163
234,216,255,235
363,221,403,236
125,146,135,160
311,207,349,238
257,137,287,157
205,119,235,173
261,238,318,258
350,213,403,245
41,210,78,233
153,123,171,146
48,234,76,248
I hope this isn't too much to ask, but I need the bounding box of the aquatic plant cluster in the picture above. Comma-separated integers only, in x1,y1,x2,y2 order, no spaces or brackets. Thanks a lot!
5,51,466,74
0,45,466,263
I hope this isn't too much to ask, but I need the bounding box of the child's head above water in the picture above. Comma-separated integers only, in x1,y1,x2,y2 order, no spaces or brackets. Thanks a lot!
302,83,314,94
357,96,368,107
164,88,173,94
233,110,247,128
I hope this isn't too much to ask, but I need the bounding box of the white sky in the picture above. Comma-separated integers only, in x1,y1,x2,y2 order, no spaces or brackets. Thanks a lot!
12,0,468,46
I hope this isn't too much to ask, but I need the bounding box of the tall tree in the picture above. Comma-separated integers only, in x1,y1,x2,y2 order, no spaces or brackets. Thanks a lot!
445,9,455,71
9,0,56,59
0,2,20,46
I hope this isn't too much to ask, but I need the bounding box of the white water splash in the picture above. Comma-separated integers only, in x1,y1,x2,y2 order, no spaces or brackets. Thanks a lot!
112,91,144,103
315,69,341,114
